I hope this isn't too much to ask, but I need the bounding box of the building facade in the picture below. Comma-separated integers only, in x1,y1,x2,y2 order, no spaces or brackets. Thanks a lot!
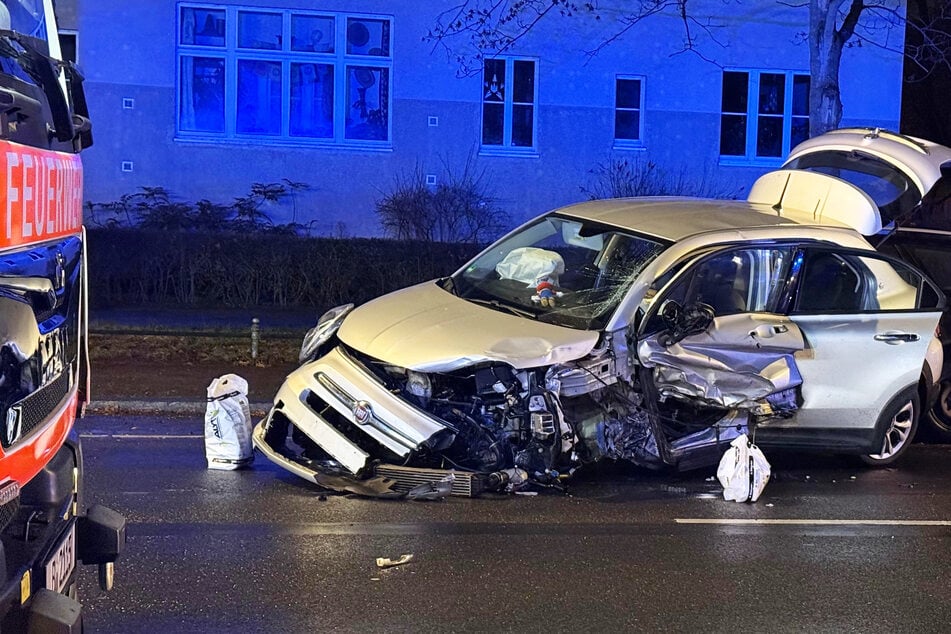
69,1,907,235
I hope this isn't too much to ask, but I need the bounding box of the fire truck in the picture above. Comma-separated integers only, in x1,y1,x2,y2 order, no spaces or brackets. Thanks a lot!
0,1,124,630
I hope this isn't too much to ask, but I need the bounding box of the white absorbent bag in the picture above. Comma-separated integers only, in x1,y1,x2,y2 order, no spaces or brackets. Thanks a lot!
205,374,254,470
717,434,770,502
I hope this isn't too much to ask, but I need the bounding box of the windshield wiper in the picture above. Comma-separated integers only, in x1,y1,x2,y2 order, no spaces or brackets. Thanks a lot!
467,297,537,319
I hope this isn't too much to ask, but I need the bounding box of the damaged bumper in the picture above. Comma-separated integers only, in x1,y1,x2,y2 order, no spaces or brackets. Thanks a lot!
258,346,449,474
253,346,502,497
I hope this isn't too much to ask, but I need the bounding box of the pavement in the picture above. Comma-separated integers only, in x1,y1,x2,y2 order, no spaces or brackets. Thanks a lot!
84,398,274,418
86,306,308,417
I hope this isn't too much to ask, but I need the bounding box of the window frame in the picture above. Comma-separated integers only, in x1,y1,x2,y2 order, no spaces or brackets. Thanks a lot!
479,56,539,156
613,74,645,149
175,3,393,148
719,69,810,166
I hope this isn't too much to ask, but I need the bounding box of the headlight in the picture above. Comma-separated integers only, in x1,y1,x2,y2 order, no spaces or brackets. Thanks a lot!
299,303,354,363
405,370,432,400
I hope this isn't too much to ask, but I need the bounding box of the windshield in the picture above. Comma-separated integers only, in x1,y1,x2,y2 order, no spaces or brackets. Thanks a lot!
1,1,47,43
784,150,922,227
450,214,668,330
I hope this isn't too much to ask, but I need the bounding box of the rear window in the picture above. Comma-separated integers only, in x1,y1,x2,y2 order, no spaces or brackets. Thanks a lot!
784,150,921,226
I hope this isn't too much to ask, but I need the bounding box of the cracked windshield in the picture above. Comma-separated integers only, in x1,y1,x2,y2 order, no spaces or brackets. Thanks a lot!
452,215,667,329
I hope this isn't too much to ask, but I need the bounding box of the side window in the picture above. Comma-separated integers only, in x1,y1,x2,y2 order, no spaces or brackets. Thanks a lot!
644,246,793,333
792,250,928,313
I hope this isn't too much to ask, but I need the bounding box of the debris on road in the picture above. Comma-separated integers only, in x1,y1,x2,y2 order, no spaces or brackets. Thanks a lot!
204,374,254,470
376,554,414,569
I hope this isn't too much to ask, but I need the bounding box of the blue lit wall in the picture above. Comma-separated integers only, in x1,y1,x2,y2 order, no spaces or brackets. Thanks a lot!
76,1,905,236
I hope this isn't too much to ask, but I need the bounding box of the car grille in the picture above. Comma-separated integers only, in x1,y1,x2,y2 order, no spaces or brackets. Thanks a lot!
2,371,70,450
0,495,19,532
303,389,402,463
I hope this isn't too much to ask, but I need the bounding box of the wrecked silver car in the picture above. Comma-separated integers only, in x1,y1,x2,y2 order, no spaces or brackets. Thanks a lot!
254,184,945,498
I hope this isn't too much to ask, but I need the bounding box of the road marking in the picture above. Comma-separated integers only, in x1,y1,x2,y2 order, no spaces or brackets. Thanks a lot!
81,433,200,439
675,518,951,526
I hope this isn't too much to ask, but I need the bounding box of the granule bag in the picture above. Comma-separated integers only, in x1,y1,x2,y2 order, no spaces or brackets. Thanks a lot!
717,434,770,502
204,374,254,470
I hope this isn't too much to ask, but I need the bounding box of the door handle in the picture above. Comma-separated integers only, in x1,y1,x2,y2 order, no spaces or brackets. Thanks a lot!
874,332,920,344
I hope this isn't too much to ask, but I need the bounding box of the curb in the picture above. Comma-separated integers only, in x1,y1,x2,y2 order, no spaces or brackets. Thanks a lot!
85,400,273,418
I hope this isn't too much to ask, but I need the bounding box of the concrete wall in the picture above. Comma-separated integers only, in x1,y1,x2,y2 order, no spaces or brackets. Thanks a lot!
77,0,906,236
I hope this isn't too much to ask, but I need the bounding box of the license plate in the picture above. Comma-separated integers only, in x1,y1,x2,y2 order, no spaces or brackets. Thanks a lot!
42,521,76,594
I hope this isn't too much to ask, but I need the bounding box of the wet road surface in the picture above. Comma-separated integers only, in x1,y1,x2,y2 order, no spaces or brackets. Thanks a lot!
76,416,951,633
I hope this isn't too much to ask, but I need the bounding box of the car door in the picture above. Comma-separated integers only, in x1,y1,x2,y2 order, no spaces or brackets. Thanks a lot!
637,244,807,411
778,246,944,435
637,243,944,439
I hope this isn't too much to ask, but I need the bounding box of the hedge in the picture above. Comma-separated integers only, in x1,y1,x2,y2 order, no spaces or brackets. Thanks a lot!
86,229,481,312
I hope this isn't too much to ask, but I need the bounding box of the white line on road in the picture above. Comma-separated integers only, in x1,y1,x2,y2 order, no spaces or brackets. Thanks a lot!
676,518,951,526
81,433,200,440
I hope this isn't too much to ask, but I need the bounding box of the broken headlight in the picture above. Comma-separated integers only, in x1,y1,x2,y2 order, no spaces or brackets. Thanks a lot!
299,303,354,363
405,370,432,403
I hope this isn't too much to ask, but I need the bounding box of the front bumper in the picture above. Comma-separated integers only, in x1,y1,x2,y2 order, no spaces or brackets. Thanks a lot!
255,346,449,474
0,432,125,630
253,346,500,497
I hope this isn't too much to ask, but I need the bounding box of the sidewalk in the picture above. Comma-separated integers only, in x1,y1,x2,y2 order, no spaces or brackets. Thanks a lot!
87,305,310,416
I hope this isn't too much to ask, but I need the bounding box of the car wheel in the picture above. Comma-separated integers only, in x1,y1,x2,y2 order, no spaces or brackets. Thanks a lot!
925,379,951,443
860,388,919,466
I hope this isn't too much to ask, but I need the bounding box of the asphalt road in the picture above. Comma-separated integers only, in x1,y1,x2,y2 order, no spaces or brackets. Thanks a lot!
75,415,951,633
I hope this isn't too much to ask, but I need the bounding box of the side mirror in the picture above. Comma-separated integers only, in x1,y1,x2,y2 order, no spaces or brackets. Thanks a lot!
660,299,683,328
658,301,715,347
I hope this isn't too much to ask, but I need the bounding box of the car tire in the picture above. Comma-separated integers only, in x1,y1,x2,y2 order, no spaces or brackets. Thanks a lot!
860,387,919,466
925,379,951,443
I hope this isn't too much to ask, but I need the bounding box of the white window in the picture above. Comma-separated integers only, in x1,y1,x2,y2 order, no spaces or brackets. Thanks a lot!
177,4,392,145
720,70,809,162
614,76,643,146
481,57,537,152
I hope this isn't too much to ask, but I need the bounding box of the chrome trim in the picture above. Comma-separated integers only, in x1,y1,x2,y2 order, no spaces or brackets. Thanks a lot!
315,371,421,449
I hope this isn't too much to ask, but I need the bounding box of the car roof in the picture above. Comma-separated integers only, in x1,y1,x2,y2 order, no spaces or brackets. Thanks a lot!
550,196,860,243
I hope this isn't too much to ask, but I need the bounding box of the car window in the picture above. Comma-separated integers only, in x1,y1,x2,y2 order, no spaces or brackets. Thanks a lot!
643,246,794,333
877,232,951,292
791,249,927,313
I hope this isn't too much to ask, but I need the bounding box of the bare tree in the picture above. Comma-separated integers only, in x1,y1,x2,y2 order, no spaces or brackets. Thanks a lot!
427,0,951,136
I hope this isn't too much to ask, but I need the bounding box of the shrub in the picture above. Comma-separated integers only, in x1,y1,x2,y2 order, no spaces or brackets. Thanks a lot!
580,158,743,200
87,181,309,234
376,156,509,243
86,229,480,311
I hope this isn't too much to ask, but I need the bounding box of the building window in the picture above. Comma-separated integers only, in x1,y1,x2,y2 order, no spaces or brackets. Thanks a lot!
58,30,78,63
614,76,643,146
482,57,537,151
720,70,810,161
177,4,392,145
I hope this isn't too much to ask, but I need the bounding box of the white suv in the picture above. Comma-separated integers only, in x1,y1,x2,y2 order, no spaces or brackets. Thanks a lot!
254,176,945,497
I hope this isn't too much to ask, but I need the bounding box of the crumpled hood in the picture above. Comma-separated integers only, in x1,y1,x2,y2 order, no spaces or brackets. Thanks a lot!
337,281,600,372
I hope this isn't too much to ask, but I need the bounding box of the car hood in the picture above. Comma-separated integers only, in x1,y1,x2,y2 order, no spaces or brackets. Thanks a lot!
337,281,600,372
